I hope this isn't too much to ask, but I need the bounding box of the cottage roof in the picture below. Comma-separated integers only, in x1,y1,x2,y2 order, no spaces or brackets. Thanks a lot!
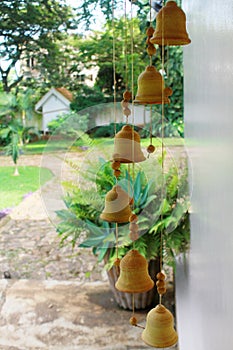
55,87,73,102
35,87,73,112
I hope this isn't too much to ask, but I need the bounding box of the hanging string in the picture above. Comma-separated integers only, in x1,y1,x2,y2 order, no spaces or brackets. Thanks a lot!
115,222,119,262
130,0,136,250
146,0,156,157
150,106,153,145
124,0,128,90
130,0,134,102
159,0,166,304
112,0,121,268
130,293,145,329
166,45,169,80
112,0,117,135
149,0,152,66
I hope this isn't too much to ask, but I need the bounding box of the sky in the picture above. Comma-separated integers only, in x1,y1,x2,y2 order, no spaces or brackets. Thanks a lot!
65,0,138,32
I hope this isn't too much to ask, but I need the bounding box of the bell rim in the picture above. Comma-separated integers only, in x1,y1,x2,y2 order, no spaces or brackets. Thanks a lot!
134,97,170,105
115,282,155,294
150,36,191,46
111,155,146,163
100,213,130,223
141,331,178,348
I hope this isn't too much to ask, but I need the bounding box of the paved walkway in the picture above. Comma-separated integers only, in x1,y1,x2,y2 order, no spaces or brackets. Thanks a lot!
0,152,104,281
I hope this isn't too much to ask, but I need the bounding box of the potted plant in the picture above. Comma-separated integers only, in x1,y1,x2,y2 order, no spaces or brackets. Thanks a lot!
56,156,190,310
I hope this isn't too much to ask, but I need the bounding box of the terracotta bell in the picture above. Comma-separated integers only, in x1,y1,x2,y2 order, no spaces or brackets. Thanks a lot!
134,66,172,105
115,250,154,293
100,185,132,223
142,304,178,348
113,125,145,163
150,0,191,46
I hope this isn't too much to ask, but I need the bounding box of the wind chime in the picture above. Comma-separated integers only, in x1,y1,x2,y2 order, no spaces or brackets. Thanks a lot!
100,0,191,348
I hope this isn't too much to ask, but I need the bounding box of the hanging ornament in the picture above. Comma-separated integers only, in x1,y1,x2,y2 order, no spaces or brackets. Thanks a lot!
121,90,132,123
147,143,156,155
115,249,154,293
150,0,191,46
141,303,178,348
100,185,132,223
113,125,146,163
111,160,121,179
141,271,178,347
134,65,172,105
146,26,156,58
129,213,139,241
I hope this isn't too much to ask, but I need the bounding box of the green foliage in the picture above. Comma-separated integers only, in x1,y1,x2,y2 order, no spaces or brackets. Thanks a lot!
0,117,39,165
47,111,89,137
70,85,109,113
74,4,184,136
57,156,190,269
90,123,126,138
0,0,75,92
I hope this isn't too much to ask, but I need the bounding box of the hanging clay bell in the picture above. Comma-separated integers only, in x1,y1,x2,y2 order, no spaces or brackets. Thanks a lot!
100,185,132,223
150,1,191,46
115,250,154,293
134,66,172,105
142,304,178,348
113,125,145,163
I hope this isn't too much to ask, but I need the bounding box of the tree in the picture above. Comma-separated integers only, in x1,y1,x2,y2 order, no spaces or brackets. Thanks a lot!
0,118,38,176
0,91,39,175
75,0,185,136
72,17,150,100
0,0,76,92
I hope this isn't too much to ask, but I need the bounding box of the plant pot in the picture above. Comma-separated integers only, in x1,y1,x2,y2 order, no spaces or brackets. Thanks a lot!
106,256,160,310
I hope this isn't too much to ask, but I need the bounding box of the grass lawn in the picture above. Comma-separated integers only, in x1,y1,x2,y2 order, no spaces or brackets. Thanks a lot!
22,136,184,154
0,166,53,210
0,136,185,156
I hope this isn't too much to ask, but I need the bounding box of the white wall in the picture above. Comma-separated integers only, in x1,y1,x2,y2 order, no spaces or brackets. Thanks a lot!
94,103,151,127
42,95,70,131
176,1,233,349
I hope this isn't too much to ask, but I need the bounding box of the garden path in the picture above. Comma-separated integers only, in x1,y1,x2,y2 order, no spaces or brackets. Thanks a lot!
0,152,105,281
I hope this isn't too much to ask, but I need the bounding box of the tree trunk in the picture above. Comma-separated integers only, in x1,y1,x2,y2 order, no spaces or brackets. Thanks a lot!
13,165,19,176
106,256,160,310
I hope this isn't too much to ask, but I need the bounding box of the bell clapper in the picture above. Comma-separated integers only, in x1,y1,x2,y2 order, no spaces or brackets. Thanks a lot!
129,294,145,329
147,105,155,158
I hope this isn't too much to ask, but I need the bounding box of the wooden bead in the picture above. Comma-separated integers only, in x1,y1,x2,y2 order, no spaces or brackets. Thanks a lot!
156,280,165,288
123,107,131,117
129,198,134,206
129,316,138,326
114,169,121,178
157,287,167,295
129,222,139,232
123,90,132,101
129,213,138,223
147,144,155,154
129,231,139,241
114,258,121,267
121,99,129,108
111,161,121,170
164,87,173,96
146,26,154,37
156,272,166,280
147,44,156,56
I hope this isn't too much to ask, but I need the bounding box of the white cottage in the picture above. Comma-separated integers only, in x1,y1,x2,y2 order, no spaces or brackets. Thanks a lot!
35,87,73,133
